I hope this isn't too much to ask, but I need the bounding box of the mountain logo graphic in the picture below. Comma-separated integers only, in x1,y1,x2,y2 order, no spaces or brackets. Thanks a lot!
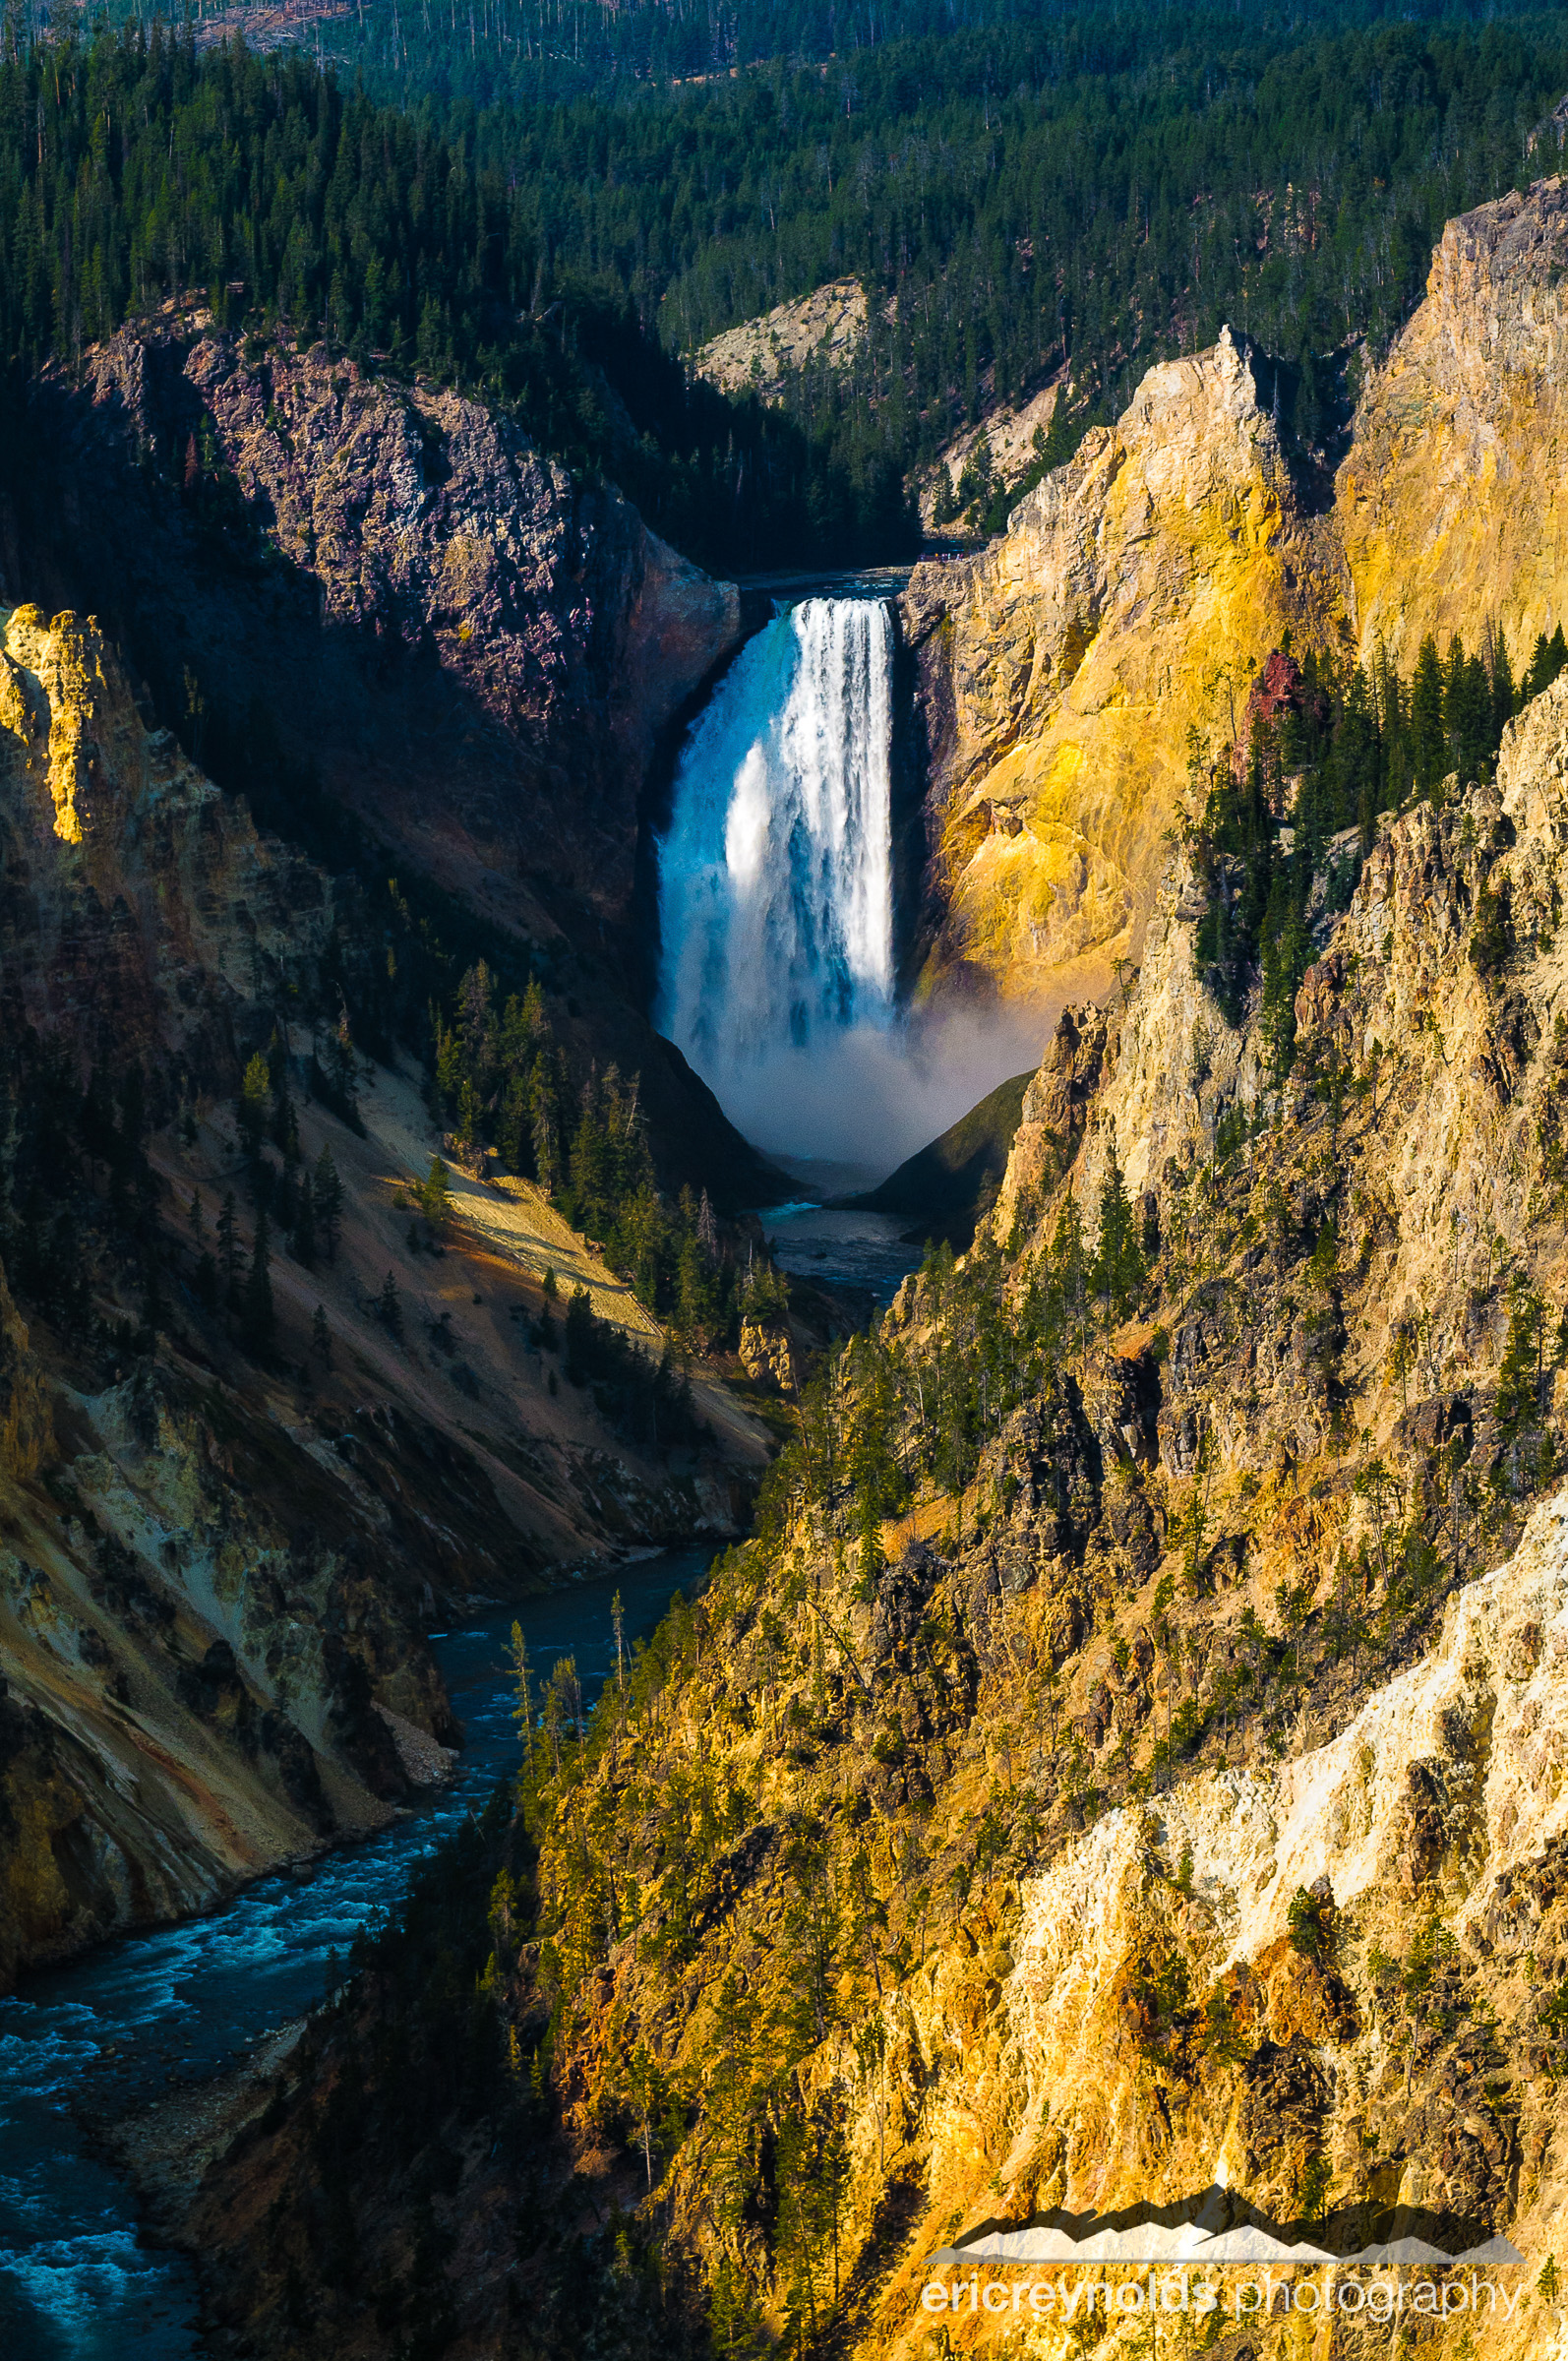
927,2187,1527,2270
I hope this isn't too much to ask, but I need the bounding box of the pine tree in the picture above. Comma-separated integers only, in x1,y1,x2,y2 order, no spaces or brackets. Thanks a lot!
238,1051,271,1157
1047,1187,1088,1358
1093,1148,1146,1320
497,1074,528,1173
1496,1281,1546,1435
529,1060,561,1196
1261,893,1310,1077
1410,633,1445,794
312,1302,332,1365
216,1189,245,1306
1525,627,1568,703
1203,1983,1249,2064
312,1145,344,1262
565,1284,594,1380
676,1233,718,1348
520,977,549,1043
1489,623,1517,740
293,1185,317,1267
418,1156,452,1229
1443,636,1493,783
329,1012,359,1119
378,1269,403,1340
510,1620,536,1785
1470,877,1512,977
455,1075,481,1153
432,1011,463,1118
241,1206,275,1353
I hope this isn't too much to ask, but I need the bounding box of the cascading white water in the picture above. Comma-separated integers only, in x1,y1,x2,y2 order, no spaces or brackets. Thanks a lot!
656,597,897,1154
656,591,1041,1173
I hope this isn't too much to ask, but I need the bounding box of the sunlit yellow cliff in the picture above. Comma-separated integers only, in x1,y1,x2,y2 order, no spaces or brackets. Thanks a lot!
903,178,1568,1019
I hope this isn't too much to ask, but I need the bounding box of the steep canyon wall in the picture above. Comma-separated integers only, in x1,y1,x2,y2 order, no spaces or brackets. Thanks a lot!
7,314,769,1203
0,600,757,1992
902,176,1568,1029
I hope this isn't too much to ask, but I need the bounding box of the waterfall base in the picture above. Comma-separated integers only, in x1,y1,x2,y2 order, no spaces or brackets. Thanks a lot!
697,1008,1040,1178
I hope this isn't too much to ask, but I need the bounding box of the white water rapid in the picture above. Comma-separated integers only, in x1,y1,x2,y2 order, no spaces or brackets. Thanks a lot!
656,592,1036,1176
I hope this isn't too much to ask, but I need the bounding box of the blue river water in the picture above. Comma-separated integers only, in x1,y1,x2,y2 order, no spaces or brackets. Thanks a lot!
758,1200,921,1303
0,1545,713,2361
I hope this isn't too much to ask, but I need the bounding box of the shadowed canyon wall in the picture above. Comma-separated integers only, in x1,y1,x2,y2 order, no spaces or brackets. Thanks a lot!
4,313,775,1207
0,600,759,1993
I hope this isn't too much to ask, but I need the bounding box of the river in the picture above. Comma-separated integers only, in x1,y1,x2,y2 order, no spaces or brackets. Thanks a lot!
0,1545,715,2361
757,1199,921,1303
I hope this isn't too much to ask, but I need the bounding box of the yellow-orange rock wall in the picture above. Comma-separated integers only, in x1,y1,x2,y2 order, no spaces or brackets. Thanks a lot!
902,329,1348,1015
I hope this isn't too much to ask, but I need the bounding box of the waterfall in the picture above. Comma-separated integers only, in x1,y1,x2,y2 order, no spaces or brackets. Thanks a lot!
656,597,897,1148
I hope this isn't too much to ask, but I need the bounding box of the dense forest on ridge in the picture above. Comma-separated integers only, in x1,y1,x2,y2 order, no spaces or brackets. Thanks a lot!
3,3,1568,565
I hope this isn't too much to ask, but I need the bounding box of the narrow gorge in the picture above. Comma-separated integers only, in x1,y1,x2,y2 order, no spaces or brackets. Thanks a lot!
7,38,1568,2361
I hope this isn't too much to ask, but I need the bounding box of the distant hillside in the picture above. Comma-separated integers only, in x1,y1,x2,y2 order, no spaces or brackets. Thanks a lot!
847,1068,1033,1246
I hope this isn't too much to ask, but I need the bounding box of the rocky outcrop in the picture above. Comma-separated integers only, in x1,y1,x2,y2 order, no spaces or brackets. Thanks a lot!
0,596,763,1993
694,277,869,402
0,1343,457,1992
1022,669,1568,1497
902,179,1568,1018
17,314,741,938
1341,178,1568,665
975,1485,1568,2290
0,600,333,1061
900,327,1348,1014
993,1000,1112,1221
12,316,779,1206
912,379,1062,531
738,1312,801,1392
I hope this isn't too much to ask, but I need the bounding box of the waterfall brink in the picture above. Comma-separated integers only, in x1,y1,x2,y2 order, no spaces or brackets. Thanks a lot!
656,598,897,1151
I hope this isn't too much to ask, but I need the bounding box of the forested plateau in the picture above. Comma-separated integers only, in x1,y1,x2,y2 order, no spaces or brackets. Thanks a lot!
12,5,1568,566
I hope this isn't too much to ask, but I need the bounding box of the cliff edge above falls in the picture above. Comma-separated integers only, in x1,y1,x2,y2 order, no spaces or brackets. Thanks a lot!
901,177,1568,1024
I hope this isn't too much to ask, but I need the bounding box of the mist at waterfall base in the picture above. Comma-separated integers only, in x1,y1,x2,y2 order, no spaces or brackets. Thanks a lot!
656,596,1042,1181
701,1002,1042,1185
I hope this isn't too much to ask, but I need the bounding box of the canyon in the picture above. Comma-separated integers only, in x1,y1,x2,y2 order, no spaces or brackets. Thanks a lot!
151,603,1568,2361
7,151,1568,2361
